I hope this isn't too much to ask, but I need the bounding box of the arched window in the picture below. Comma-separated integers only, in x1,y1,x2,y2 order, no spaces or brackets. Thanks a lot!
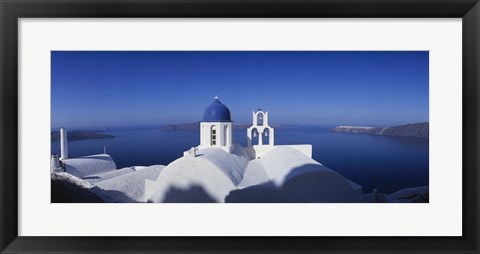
211,125,217,146
224,125,229,146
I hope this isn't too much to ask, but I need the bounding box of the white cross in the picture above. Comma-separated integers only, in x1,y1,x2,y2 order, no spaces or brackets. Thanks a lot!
214,95,219,100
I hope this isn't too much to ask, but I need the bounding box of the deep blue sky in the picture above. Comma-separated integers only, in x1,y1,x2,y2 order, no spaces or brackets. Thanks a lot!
51,51,428,128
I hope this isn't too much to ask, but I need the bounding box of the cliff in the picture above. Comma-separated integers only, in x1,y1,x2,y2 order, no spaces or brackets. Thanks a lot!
332,122,429,138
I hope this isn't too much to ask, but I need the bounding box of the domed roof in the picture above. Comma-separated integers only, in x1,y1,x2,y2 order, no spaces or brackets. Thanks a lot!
203,97,232,122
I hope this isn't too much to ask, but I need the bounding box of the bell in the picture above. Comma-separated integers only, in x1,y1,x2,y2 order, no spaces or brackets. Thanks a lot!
265,131,268,136
253,132,257,137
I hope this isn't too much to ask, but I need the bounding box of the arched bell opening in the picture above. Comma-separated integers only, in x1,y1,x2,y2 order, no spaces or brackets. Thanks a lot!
256,112,264,126
263,128,270,145
250,128,259,146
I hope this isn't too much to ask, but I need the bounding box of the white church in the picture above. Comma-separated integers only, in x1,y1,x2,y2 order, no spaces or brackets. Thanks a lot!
147,97,363,202
52,97,364,203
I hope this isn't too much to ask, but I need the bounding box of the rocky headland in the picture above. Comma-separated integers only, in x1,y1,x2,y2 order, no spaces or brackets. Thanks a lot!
331,122,429,138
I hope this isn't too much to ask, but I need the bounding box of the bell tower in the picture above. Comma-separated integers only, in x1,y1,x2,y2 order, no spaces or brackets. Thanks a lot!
247,109,274,147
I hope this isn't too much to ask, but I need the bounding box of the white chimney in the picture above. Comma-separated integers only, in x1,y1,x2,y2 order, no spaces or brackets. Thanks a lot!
60,127,68,160
50,154,62,173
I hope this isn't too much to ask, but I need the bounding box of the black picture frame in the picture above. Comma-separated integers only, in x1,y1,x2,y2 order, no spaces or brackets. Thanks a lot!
1,0,479,253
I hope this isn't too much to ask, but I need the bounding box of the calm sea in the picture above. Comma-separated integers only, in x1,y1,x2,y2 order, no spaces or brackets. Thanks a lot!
51,126,429,194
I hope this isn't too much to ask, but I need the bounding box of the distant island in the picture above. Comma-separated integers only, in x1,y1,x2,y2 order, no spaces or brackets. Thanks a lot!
51,130,115,142
161,122,280,131
331,122,429,138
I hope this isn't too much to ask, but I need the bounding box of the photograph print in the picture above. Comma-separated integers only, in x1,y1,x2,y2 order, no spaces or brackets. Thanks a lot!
50,51,429,203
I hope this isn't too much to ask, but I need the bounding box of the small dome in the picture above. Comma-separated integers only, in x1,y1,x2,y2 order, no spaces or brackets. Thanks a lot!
203,98,232,122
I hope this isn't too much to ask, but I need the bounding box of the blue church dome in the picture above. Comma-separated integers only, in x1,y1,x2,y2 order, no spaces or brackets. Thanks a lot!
203,98,232,122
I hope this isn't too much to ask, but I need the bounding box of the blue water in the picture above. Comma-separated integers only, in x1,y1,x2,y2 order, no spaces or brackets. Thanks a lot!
51,126,429,194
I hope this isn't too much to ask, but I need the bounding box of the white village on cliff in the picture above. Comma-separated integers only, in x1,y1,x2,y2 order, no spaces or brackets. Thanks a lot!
51,97,427,203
